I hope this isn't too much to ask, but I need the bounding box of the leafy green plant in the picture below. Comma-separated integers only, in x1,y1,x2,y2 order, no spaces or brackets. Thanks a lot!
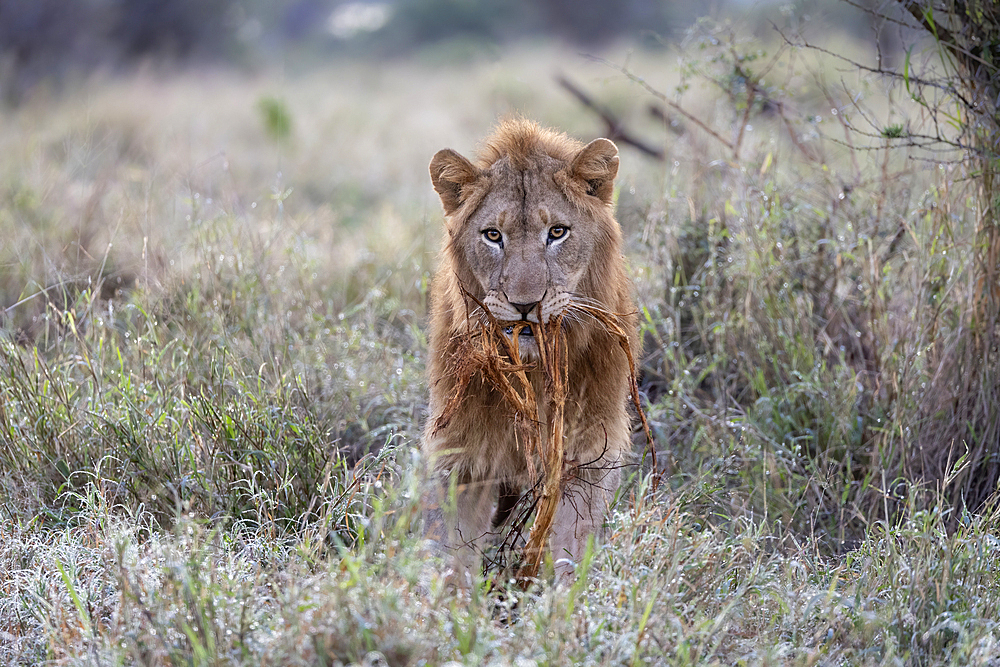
257,96,293,144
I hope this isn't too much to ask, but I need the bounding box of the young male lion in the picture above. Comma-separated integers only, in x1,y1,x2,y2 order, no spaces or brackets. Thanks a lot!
423,118,639,575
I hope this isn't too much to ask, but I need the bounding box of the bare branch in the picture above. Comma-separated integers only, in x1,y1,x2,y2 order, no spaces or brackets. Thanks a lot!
555,75,664,160
588,56,737,154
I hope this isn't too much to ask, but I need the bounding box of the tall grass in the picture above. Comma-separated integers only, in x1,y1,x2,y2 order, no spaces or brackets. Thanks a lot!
1,32,999,665
628,20,1000,549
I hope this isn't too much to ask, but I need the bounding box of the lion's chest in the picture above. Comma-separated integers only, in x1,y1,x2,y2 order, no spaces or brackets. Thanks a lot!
429,368,623,486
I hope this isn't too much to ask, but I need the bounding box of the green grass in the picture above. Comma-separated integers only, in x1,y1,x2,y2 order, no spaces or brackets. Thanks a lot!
2,31,999,666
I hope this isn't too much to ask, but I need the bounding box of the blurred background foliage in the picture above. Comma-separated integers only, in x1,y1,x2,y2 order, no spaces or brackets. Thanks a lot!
0,0,886,102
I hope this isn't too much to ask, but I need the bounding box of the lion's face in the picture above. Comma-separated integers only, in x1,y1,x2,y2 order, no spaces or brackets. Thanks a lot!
461,163,597,355
430,136,620,358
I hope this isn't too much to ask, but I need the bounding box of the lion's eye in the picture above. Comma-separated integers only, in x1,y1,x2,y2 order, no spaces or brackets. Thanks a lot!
548,225,568,241
483,229,502,243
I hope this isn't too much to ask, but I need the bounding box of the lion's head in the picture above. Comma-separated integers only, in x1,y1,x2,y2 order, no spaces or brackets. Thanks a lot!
428,118,627,359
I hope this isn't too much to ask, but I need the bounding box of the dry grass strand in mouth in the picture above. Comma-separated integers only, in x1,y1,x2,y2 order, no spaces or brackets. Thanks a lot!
436,288,653,581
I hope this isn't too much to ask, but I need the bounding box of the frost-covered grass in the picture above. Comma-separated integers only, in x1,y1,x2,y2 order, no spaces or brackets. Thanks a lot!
2,33,999,666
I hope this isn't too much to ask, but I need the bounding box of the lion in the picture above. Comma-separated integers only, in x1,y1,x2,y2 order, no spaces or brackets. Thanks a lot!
422,118,639,576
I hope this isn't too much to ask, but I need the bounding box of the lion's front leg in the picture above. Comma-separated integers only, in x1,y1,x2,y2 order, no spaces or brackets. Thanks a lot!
425,471,496,579
549,463,621,577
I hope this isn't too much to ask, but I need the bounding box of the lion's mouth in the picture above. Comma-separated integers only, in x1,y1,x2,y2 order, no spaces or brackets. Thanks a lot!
504,325,534,338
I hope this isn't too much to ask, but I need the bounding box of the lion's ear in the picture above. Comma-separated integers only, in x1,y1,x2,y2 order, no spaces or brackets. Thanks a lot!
570,138,619,203
430,149,480,216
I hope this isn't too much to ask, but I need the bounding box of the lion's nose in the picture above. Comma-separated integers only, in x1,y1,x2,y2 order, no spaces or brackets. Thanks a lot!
510,301,540,318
